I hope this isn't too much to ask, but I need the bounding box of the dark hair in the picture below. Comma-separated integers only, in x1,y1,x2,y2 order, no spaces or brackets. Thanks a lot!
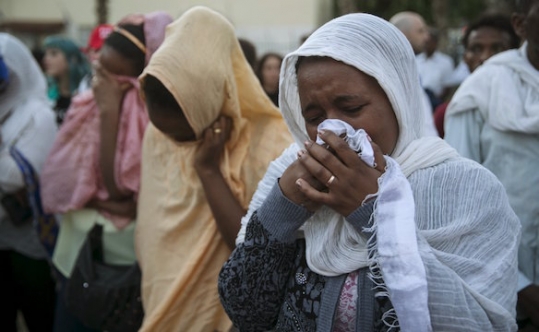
238,38,257,70
462,13,520,49
428,27,440,42
515,0,539,13
142,74,181,112
103,24,146,75
255,52,283,84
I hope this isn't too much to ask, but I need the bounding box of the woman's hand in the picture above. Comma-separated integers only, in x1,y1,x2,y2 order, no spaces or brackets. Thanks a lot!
194,116,232,174
294,130,387,216
193,115,245,250
279,158,325,212
92,61,131,114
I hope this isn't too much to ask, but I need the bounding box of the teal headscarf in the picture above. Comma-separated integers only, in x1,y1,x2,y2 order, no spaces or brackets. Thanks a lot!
43,36,91,100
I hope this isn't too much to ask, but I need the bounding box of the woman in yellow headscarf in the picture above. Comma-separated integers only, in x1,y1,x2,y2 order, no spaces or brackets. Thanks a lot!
136,6,293,332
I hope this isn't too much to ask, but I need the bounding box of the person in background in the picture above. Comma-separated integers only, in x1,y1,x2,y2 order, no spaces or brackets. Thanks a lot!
444,1,539,329
32,48,45,72
256,52,283,106
0,33,57,332
416,27,455,110
136,7,292,331
42,36,91,125
461,13,520,73
40,12,172,332
238,38,257,71
434,13,519,137
78,24,114,93
390,11,429,55
390,11,438,136
219,12,520,331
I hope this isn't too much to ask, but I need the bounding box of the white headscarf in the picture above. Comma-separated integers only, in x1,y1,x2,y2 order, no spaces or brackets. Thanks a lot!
238,13,457,264
447,42,539,133
0,33,51,145
236,14,519,331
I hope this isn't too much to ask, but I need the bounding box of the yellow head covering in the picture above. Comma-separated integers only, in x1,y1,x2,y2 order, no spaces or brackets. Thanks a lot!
136,6,292,331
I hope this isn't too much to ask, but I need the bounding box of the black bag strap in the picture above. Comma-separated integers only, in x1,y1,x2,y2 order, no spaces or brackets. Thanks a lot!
88,224,105,263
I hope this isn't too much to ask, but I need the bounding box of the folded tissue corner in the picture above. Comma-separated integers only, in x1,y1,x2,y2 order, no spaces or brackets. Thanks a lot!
315,119,375,167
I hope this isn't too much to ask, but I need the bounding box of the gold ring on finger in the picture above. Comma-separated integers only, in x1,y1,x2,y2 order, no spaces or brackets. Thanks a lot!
326,175,336,186
214,128,222,134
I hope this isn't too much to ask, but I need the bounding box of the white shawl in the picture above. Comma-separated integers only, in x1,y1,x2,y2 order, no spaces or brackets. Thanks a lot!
237,13,463,331
0,33,52,144
446,42,539,133
0,34,56,212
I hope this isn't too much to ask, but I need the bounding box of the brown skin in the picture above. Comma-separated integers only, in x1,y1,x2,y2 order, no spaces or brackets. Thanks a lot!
391,12,429,55
464,27,513,73
424,34,438,57
147,99,196,142
518,284,539,328
280,57,398,216
194,116,245,250
89,44,138,218
148,99,244,250
261,55,281,95
43,48,71,96
513,1,539,70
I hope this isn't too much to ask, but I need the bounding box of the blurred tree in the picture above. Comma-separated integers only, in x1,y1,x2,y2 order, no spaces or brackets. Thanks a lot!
432,0,449,50
483,0,513,12
334,0,514,27
336,0,359,16
332,0,515,53
96,0,109,24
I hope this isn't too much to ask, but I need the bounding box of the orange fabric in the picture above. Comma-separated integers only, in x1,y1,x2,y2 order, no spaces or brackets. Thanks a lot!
136,6,293,332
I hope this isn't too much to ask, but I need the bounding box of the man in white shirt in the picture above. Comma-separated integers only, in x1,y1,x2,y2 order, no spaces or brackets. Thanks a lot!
445,0,539,329
390,11,429,55
416,28,454,105
390,11,438,136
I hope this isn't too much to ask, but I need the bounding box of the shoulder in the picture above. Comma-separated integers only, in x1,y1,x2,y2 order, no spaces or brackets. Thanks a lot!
446,65,497,116
410,157,520,230
436,52,453,65
12,99,56,132
410,157,506,199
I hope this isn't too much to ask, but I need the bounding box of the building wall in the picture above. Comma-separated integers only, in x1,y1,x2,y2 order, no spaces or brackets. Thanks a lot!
1,0,334,55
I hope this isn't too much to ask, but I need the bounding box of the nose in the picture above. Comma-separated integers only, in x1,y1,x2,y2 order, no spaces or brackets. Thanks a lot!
325,109,342,121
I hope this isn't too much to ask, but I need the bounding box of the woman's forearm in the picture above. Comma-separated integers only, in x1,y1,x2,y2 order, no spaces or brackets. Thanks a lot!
99,108,126,200
197,166,245,250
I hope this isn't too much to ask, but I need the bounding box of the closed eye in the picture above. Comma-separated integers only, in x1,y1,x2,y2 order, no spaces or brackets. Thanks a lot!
342,103,367,114
305,115,324,125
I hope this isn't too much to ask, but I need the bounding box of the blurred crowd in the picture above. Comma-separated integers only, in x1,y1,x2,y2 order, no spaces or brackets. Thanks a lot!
0,0,538,331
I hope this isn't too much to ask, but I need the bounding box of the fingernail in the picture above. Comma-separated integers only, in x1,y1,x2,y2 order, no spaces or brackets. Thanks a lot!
297,150,306,158
296,179,302,187
318,130,326,136
304,140,312,147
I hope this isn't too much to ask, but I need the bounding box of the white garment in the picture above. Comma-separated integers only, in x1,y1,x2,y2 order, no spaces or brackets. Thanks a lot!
315,119,375,167
0,33,57,258
447,43,539,132
416,51,454,97
238,13,518,331
445,43,539,291
0,33,56,193
444,59,470,87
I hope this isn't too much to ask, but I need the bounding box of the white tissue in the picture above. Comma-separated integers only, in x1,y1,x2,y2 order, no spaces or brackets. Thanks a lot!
315,119,375,167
